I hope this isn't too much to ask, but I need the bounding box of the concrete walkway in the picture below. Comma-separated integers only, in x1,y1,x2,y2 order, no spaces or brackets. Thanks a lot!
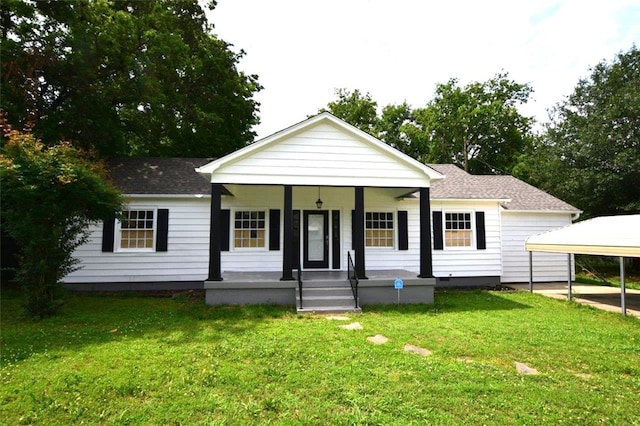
508,283,640,319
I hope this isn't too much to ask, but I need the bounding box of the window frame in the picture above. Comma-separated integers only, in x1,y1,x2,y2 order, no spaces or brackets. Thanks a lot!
232,209,269,251
365,211,395,249
115,208,158,252
443,211,474,250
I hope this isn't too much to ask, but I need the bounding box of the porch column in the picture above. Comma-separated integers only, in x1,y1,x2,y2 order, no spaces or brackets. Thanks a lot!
207,183,222,281
354,186,367,279
418,187,434,278
281,185,294,281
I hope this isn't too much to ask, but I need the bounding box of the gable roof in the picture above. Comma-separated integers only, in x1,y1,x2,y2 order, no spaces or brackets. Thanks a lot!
107,157,215,195
196,112,443,188
427,164,580,213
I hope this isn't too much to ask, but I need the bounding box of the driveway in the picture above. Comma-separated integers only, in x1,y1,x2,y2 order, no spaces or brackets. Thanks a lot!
508,283,640,318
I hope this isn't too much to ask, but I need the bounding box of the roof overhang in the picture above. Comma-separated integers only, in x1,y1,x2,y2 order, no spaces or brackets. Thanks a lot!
501,208,582,215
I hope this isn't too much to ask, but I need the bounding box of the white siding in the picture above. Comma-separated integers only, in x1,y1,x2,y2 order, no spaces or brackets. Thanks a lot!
68,188,568,284
501,211,574,282
64,198,211,283
209,122,433,188
222,186,418,273
221,186,283,272
431,200,503,278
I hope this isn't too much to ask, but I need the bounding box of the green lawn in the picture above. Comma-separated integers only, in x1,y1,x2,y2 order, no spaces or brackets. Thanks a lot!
576,256,640,290
1,290,639,425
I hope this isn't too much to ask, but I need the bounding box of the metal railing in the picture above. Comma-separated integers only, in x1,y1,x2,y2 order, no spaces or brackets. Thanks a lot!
347,251,359,309
297,264,303,309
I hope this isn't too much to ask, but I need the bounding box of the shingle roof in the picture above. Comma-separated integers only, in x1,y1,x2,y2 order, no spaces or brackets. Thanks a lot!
428,164,580,212
106,158,579,212
107,158,214,195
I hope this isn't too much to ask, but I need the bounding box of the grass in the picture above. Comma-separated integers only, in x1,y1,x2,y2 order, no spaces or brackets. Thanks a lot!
575,256,640,290
1,289,639,425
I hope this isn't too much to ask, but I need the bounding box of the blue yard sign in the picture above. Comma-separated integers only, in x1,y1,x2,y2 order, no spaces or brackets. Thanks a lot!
394,278,404,289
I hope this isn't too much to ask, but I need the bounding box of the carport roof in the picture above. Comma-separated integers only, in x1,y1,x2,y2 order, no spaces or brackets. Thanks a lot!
525,214,640,257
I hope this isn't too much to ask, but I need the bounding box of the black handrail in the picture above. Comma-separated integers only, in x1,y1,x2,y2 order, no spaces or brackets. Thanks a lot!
297,263,303,309
347,251,359,309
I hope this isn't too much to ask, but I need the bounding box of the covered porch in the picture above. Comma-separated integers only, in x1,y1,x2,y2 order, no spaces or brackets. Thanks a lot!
196,113,443,310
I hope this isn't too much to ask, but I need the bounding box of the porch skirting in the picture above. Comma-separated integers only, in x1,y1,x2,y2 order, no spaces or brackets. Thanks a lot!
358,277,435,305
204,271,436,307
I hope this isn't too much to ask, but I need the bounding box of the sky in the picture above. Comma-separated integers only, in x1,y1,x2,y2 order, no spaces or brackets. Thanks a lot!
208,0,640,139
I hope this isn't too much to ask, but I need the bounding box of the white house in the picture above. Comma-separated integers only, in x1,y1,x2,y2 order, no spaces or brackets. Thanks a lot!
64,113,580,311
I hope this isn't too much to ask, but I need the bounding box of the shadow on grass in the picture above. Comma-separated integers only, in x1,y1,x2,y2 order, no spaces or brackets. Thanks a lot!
1,289,535,366
0,291,296,366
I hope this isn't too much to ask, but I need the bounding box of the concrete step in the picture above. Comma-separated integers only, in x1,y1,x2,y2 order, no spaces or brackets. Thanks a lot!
300,280,351,288
296,281,358,311
296,306,362,314
297,287,354,297
299,295,356,308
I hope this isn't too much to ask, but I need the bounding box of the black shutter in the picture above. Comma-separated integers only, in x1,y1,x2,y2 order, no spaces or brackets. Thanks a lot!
475,211,486,250
332,210,340,269
220,209,230,252
432,211,443,250
269,209,280,251
398,210,408,250
156,209,169,252
102,218,115,252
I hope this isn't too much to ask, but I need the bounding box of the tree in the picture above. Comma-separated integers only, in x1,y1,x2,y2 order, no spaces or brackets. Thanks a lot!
417,74,534,174
320,90,431,160
1,0,261,158
531,46,640,218
320,88,379,136
0,127,123,318
377,102,430,162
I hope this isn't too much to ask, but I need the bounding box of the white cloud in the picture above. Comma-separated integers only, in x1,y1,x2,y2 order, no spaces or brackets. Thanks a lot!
209,0,639,137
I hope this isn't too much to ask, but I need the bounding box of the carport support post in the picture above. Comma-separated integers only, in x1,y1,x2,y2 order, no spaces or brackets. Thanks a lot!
528,251,533,292
620,257,626,316
567,253,572,301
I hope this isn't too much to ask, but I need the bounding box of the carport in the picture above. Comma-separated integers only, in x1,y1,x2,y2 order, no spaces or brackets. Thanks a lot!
525,214,640,316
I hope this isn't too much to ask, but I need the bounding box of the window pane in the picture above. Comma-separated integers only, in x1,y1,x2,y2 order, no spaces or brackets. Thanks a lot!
119,210,155,250
444,213,472,247
365,212,394,247
234,210,266,249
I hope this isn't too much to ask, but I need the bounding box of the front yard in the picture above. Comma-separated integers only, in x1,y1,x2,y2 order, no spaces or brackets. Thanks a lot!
1,289,639,425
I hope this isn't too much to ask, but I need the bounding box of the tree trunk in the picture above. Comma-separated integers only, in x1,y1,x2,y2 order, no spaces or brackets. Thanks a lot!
463,139,469,172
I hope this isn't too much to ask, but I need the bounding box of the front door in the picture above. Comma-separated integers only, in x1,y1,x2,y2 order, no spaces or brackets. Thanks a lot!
303,210,329,269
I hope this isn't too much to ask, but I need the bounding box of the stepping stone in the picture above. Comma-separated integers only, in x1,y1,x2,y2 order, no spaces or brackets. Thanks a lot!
515,362,539,375
404,344,432,356
574,373,593,379
367,334,389,344
340,322,363,330
457,356,474,363
326,315,350,321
